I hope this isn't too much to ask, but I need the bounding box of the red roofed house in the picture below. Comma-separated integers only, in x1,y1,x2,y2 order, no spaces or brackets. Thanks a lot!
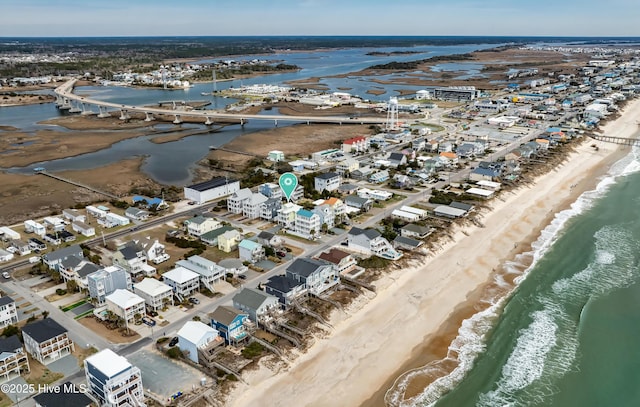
342,136,370,153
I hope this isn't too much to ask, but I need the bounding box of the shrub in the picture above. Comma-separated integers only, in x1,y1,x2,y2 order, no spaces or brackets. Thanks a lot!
55,288,67,296
167,347,182,359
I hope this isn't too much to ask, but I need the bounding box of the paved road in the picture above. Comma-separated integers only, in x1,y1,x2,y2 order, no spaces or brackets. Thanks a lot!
55,79,392,125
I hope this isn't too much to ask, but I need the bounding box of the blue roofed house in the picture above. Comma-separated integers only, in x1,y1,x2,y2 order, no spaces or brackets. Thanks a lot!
286,257,339,296
238,239,265,264
294,209,321,240
209,305,251,346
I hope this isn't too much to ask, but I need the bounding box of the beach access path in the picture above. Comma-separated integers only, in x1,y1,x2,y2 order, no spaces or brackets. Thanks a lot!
228,99,640,407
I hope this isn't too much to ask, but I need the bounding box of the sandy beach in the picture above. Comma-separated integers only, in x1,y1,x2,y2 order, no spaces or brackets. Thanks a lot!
227,98,640,407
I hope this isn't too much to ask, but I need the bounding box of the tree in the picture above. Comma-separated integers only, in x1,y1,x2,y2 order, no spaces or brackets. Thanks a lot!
2,325,19,338
66,279,78,293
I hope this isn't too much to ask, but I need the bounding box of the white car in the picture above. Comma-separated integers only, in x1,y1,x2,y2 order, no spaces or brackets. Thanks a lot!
2,272,10,279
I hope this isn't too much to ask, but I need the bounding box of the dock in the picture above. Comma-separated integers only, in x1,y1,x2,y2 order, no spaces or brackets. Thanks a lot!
38,171,120,200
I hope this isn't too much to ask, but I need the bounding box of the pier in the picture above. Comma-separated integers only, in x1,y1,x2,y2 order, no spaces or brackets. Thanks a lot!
38,171,120,200
588,133,640,146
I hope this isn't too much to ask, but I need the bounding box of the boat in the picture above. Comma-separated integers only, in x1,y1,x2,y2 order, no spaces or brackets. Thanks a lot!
209,146,216,150
201,92,211,96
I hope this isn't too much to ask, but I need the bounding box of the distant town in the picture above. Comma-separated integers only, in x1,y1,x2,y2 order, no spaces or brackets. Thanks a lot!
1,39,639,407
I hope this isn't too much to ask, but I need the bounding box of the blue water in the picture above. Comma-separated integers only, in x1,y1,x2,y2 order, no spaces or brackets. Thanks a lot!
1,42,497,183
386,145,640,406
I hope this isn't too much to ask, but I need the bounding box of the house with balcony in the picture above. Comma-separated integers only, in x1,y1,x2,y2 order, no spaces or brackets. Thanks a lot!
42,244,83,272
85,349,144,407
59,258,100,290
135,237,170,265
22,318,74,365
87,265,132,306
238,239,265,264
312,204,336,229
176,255,226,291
243,193,269,220
347,227,402,260
112,242,156,278
336,158,359,176
105,289,146,324
258,182,283,200
227,188,253,214
277,202,302,230
0,335,29,383
209,306,250,346
232,288,280,324
162,266,200,301
133,278,174,312
345,195,373,212
0,297,18,329
264,275,305,306
341,135,369,153
218,229,242,253
286,257,339,296
260,197,282,221
184,215,221,237
318,248,359,276
177,321,222,364
294,209,321,239
314,172,341,192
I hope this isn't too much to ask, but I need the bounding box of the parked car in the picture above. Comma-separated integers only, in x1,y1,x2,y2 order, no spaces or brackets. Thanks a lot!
2,272,10,279
142,317,156,327
238,274,247,280
188,297,200,305
276,251,287,258
169,337,179,347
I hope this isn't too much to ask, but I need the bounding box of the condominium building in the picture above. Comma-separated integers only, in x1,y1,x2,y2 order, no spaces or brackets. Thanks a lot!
85,349,144,407
22,318,75,365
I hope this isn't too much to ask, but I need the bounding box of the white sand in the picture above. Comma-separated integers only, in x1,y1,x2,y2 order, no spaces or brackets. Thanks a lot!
228,99,640,407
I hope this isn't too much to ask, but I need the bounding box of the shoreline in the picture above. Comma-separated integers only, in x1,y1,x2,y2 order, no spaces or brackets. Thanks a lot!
227,98,640,407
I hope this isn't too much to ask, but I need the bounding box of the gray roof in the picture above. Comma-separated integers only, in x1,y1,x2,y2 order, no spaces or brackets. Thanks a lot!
60,255,83,269
265,275,302,294
233,287,274,311
389,152,405,161
77,262,100,278
42,244,82,262
32,382,92,407
450,201,473,211
348,227,381,240
345,195,370,206
187,177,236,192
200,225,235,241
0,296,14,307
22,318,67,343
401,224,431,235
257,231,275,240
119,245,140,260
209,305,246,327
287,258,326,278
394,235,423,248
0,335,22,353
315,172,339,180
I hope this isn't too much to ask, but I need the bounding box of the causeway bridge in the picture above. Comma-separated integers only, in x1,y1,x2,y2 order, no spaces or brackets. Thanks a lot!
53,79,391,126
588,133,640,146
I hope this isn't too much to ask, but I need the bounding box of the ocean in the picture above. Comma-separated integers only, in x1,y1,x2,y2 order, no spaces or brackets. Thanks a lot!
388,143,640,406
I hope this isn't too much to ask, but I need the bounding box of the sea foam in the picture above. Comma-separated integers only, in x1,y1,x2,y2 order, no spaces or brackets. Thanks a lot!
385,147,640,407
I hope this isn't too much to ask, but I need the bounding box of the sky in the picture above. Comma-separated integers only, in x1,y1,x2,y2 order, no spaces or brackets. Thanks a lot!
0,0,638,37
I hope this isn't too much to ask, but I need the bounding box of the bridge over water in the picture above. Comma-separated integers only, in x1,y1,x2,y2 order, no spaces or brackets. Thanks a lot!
53,79,392,126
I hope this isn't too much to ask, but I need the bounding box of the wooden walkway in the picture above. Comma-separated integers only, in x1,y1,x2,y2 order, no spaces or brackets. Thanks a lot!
588,133,640,146
39,172,120,199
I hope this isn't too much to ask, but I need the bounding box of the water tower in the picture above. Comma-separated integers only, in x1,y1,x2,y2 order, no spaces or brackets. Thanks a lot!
386,97,399,131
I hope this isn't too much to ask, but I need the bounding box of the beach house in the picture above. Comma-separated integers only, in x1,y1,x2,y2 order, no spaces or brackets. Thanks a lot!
209,306,250,346
314,172,341,192
218,229,242,252
42,244,83,272
0,297,18,329
105,289,146,324
294,209,321,239
22,318,74,365
286,257,339,296
238,239,265,264
177,321,222,364
84,349,144,407
347,227,402,260
232,288,280,324
162,266,200,301
0,335,29,383
87,265,132,305
133,278,174,312
264,275,306,306
318,248,359,276
184,215,221,237
176,255,226,290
